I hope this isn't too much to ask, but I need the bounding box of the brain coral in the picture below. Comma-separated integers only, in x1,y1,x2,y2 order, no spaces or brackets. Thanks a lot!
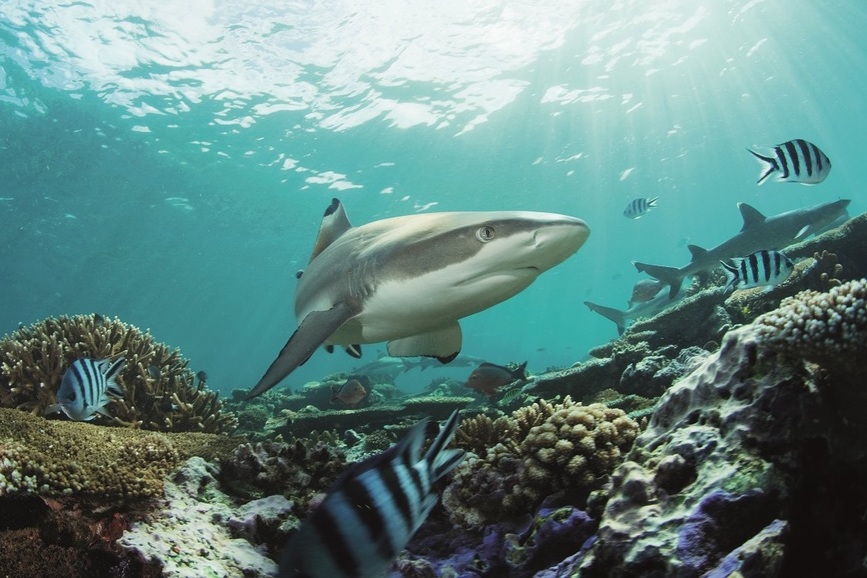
754,278,867,368
444,398,639,527
0,314,237,434
0,407,239,500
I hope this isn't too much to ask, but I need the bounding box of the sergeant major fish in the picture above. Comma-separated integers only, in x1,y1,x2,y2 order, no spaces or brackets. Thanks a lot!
748,139,831,185
45,357,125,421
721,250,794,294
279,410,465,578
623,197,658,219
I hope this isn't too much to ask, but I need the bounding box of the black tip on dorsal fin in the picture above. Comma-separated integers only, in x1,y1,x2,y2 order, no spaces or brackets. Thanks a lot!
308,198,353,263
738,202,766,231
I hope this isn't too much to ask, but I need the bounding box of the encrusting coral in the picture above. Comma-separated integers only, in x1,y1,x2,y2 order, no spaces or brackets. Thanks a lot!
444,397,639,527
0,407,239,500
0,314,237,434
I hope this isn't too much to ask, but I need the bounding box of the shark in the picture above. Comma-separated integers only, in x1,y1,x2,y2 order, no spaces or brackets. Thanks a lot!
584,277,692,335
633,199,850,299
247,198,590,398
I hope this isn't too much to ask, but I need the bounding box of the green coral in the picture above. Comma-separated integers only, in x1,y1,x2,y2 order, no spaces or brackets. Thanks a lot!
0,314,237,434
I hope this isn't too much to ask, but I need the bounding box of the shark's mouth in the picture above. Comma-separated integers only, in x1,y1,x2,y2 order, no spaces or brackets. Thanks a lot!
455,266,539,287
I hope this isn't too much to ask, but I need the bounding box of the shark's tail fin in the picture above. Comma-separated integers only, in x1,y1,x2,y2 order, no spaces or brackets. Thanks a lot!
632,262,684,299
747,147,778,186
584,301,628,335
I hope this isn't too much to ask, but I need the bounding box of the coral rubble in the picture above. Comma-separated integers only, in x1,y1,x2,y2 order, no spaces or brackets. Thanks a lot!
0,314,237,433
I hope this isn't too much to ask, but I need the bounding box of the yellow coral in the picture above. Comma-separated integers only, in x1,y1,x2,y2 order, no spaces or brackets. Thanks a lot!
443,398,639,528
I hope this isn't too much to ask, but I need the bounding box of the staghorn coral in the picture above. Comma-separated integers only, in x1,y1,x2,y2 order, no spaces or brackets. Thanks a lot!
0,314,237,433
754,278,867,370
0,407,239,501
443,397,639,527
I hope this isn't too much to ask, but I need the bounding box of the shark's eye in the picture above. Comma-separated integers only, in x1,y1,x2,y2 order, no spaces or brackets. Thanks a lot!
476,226,496,242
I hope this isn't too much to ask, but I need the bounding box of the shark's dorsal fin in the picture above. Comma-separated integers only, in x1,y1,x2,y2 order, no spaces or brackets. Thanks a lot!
687,244,708,261
309,198,353,263
738,202,766,231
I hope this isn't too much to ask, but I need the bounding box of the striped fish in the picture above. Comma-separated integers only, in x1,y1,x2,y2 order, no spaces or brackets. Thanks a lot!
720,250,794,294
748,139,831,185
623,197,658,219
279,410,465,578
45,357,125,421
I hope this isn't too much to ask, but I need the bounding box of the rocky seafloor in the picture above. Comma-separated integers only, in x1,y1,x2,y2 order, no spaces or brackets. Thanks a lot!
1,213,866,577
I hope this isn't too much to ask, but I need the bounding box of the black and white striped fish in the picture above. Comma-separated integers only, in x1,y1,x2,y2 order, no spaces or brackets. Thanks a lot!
44,357,125,421
623,197,658,219
720,250,794,294
279,410,465,578
748,139,831,185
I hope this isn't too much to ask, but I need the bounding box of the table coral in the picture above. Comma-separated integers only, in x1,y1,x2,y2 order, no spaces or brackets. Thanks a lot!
0,314,237,434
443,398,639,527
0,407,238,501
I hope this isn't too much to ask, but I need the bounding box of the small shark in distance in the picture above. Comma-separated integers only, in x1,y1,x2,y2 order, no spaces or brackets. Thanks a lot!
584,277,692,335
633,199,850,299
247,198,590,399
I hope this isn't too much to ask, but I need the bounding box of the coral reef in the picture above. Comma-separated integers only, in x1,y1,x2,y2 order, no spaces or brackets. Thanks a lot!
443,398,639,527
275,395,475,437
565,286,867,577
0,407,238,501
119,457,280,577
217,438,347,511
0,314,236,433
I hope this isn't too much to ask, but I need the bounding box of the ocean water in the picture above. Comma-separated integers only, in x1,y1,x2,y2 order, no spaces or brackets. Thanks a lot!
1,0,864,396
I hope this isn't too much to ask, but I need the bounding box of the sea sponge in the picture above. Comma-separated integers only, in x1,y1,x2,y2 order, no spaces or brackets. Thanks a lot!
444,397,639,527
0,314,237,434
0,407,238,500
754,278,867,369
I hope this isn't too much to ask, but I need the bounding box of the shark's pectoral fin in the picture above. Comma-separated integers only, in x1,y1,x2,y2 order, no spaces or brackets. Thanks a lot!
247,302,357,399
386,322,462,360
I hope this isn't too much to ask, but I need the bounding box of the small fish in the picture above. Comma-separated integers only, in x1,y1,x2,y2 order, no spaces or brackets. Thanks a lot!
331,378,368,407
748,139,831,185
279,411,465,578
196,371,208,383
45,357,125,421
158,396,179,412
147,364,161,379
623,197,658,219
721,250,794,293
465,361,528,396
628,278,667,307
93,313,106,325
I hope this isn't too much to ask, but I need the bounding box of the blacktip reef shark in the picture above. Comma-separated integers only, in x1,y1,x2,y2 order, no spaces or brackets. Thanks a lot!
633,199,850,299
247,198,590,398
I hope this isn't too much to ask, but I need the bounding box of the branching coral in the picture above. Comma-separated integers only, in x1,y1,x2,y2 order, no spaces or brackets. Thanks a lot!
0,407,239,500
0,314,237,434
444,397,639,527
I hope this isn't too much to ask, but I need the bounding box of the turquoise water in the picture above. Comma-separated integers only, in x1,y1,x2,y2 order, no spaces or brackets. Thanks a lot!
1,0,864,395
